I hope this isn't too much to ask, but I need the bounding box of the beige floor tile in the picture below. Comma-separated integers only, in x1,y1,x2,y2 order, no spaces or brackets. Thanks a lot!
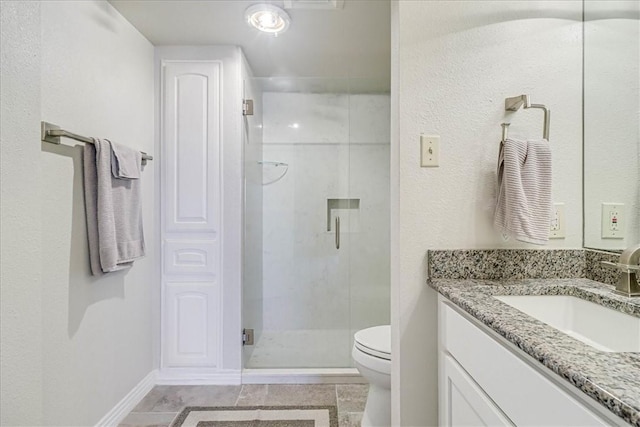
144,385,243,412
235,384,269,406
338,411,363,427
132,386,174,412
336,384,368,413
263,384,337,406
118,411,177,427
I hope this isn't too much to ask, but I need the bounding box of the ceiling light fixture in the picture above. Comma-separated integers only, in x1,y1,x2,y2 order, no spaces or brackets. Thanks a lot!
245,4,291,36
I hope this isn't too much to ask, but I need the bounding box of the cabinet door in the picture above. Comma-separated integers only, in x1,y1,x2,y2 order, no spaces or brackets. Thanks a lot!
161,60,223,370
163,61,221,234
164,283,219,367
441,354,514,427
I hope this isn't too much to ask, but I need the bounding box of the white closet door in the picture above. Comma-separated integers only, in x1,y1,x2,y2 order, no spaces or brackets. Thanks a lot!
161,61,222,368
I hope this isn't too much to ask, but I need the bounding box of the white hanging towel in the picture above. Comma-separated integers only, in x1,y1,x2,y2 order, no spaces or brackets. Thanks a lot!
494,137,552,245
84,138,145,275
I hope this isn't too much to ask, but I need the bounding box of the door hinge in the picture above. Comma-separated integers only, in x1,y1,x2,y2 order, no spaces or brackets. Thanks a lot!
242,328,254,346
243,99,254,116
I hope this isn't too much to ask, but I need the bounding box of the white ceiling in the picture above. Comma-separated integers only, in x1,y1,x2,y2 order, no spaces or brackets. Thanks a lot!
109,0,391,89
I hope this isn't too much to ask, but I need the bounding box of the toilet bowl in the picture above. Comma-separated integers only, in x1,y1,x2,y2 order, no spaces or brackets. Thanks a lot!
352,325,391,427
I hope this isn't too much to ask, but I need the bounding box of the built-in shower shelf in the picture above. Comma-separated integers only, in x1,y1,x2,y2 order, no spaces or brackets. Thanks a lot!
258,161,288,167
259,160,289,185
327,198,360,233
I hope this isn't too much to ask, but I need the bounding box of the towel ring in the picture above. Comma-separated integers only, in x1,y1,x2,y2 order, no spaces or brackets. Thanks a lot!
504,95,550,140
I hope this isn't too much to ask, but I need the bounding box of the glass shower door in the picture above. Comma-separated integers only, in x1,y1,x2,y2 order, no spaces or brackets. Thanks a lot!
346,78,391,346
243,77,354,369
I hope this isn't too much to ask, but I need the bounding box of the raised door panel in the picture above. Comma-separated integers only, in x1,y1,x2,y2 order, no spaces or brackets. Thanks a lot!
163,61,221,234
164,240,218,277
165,284,218,367
442,354,514,427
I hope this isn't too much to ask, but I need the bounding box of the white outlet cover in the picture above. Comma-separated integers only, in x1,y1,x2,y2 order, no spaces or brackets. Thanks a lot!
601,203,625,239
549,202,566,239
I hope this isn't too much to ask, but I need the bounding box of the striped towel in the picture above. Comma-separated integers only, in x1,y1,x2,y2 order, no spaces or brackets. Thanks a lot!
494,137,552,245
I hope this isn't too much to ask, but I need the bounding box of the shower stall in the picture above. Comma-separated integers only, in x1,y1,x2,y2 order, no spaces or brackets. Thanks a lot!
242,78,391,374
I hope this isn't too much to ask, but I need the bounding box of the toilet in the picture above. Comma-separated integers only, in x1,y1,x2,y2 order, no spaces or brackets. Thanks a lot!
352,325,391,427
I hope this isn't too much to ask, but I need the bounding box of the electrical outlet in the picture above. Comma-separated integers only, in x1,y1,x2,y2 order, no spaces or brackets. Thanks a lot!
420,134,440,167
549,203,565,239
601,203,625,239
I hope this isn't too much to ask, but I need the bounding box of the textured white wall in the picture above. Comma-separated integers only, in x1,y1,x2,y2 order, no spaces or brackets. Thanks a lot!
0,2,44,425
1,1,155,425
393,1,582,425
583,1,639,250
261,92,390,349
39,2,155,424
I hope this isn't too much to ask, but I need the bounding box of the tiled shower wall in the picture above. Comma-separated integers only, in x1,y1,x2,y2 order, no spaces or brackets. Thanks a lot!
260,93,390,333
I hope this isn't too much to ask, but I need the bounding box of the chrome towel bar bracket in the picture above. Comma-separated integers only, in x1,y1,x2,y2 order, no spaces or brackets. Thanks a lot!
41,121,153,162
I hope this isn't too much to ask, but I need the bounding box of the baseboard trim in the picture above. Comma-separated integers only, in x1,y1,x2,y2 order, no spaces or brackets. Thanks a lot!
156,368,242,385
242,368,365,384
95,369,157,427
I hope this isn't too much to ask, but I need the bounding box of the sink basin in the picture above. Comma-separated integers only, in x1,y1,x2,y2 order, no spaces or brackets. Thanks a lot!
494,295,640,352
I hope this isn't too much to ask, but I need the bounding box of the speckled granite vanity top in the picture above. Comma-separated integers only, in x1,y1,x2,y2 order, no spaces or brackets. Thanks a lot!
429,278,640,426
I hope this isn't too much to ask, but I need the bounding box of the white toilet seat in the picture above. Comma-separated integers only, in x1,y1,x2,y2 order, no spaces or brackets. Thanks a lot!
355,341,391,360
354,325,391,360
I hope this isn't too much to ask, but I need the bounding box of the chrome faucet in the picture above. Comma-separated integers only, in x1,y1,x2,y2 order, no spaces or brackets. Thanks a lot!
602,244,640,297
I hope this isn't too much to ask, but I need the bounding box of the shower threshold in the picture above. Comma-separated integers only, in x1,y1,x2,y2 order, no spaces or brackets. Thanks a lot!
242,368,365,384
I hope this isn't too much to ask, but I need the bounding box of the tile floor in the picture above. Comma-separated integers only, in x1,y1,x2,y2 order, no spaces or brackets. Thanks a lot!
120,384,368,427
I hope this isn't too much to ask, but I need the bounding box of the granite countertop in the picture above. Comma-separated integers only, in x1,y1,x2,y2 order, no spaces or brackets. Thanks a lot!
429,278,640,426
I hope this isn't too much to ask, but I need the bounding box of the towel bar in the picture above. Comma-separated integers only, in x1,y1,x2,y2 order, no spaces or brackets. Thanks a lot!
41,121,153,162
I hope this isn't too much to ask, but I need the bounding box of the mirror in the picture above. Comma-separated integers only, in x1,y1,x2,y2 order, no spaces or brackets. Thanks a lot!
583,0,639,252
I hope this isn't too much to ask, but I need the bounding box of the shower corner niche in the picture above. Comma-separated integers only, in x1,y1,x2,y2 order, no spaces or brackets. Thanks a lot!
327,198,360,233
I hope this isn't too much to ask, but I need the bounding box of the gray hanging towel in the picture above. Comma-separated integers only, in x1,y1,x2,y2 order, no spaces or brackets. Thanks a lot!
494,137,552,245
110,139,142,179
83,138,145,275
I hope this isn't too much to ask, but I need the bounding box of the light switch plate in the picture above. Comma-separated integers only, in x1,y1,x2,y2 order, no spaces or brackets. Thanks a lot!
420,134,440,167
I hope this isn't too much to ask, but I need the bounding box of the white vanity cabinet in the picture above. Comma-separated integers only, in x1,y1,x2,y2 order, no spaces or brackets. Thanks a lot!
441,352,514,426
437,294,626,427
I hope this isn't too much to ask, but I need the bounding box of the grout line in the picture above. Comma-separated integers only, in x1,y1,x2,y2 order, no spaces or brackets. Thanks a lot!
127,411,177,414
168,411,179,425
234,384,244,406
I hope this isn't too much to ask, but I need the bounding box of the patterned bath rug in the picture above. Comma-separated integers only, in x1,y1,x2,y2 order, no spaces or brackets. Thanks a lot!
170,406,338,427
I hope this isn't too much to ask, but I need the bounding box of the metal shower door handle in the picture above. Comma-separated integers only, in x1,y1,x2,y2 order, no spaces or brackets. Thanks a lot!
335,216,340,250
